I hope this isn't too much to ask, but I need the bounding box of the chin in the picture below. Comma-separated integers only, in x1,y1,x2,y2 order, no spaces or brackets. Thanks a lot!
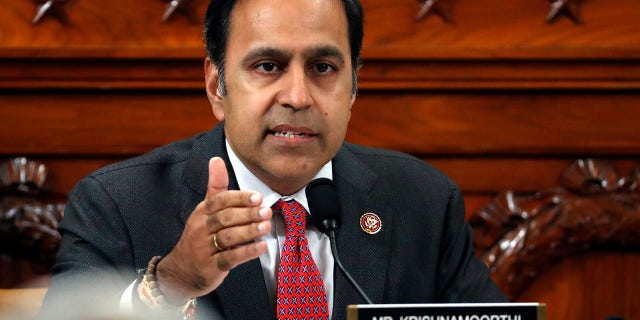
267,165,317,191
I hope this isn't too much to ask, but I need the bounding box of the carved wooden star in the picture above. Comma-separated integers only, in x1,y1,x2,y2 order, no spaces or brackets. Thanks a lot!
546,0,583,24
415,0,454,23
162,0,200,24
32,0,70,25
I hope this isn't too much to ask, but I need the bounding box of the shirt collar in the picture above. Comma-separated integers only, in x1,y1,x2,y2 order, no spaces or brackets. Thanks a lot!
225,140,333,213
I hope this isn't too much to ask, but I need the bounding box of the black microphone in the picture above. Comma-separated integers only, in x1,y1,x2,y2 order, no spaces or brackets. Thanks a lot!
306,178,373,304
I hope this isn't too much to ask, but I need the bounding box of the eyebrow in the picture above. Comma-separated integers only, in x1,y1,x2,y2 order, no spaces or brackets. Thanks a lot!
241,47,290,67
241,45,346,67
305,46,345,65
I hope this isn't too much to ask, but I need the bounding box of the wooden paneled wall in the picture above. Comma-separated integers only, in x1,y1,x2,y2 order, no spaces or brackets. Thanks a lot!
1,0,640,319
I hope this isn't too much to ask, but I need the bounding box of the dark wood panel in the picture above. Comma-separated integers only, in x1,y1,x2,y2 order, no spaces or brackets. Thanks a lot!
358,59,640,90
0,92,215,155
0,58,205,89
0,1,209,51
348,92,640,156
2,1,638,90
0,256,50,289
463,195,493,221
517,252,640,320
427,158,640,193
2,91,639,156
2,0,639,59
361,0,640,59
3,58,639,90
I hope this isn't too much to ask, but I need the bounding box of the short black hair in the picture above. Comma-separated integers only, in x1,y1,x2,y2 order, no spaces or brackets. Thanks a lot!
203,0,364,96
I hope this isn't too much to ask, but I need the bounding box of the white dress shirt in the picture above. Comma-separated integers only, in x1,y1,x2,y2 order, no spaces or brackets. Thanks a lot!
121,140,336,318
226,141,335,317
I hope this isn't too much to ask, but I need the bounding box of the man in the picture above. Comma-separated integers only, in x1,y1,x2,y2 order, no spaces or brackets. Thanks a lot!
39,0,506,319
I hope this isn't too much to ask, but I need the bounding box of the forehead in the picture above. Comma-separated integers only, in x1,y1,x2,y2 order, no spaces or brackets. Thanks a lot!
227,0,350,59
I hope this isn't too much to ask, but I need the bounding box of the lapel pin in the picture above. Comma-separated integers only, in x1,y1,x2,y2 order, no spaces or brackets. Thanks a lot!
360,212,382,234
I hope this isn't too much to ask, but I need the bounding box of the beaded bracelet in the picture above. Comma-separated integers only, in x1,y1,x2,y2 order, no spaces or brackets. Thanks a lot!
136,256,197,319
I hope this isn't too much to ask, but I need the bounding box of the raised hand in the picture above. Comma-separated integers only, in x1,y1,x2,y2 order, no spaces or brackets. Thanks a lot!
155,157,272,304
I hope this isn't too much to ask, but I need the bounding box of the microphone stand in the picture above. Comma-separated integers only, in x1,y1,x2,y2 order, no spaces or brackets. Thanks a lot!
326,229,373,304
306,178,372,304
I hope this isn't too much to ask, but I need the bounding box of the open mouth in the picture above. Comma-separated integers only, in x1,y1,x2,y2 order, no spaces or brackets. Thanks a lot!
269,124,317,139
273,131,307,138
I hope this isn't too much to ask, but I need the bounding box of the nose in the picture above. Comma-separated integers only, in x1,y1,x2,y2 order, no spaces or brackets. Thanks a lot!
278,65,313,110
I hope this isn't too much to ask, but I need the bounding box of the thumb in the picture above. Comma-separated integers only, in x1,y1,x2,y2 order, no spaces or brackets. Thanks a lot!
207,157,229,198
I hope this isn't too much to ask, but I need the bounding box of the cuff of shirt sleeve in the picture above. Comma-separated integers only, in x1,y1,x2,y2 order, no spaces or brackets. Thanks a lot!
119,279,137,313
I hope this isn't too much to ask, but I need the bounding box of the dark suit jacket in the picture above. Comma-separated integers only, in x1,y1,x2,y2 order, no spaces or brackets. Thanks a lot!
40,123,506,319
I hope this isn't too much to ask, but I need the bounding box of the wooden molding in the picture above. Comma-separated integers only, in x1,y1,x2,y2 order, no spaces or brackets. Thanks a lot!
1,55,640,90
471,159,640,300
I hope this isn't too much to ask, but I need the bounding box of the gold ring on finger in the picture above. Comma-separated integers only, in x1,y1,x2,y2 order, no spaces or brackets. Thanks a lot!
211,232,226,251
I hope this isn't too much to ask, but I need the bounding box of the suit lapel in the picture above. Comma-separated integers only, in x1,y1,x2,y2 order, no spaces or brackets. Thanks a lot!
179,123,273,319
332,145,393,318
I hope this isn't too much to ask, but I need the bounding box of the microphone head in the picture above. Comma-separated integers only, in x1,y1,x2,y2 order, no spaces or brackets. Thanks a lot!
305,178,343,233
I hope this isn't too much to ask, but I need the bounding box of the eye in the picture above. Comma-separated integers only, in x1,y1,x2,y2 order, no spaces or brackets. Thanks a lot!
255,62,280,73
314,63,335,74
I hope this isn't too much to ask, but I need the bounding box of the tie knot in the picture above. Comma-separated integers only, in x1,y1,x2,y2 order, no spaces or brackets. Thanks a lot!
272,199,307,236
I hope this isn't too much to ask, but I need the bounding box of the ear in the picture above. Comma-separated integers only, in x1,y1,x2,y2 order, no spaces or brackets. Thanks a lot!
348,94,356,119
204,57,225,121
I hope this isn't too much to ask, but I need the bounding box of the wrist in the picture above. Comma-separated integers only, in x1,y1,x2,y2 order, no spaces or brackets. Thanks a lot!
136,256,197,318
155,255,195,305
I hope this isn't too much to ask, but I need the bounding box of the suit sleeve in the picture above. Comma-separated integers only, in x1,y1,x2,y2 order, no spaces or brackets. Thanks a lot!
436,185,508,302
38,176,137,319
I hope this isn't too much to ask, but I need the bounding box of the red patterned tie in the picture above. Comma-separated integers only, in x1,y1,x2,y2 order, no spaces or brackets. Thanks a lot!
272,199,330,320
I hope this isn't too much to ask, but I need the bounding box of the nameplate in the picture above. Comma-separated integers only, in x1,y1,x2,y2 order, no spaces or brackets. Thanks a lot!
347,303,546,320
